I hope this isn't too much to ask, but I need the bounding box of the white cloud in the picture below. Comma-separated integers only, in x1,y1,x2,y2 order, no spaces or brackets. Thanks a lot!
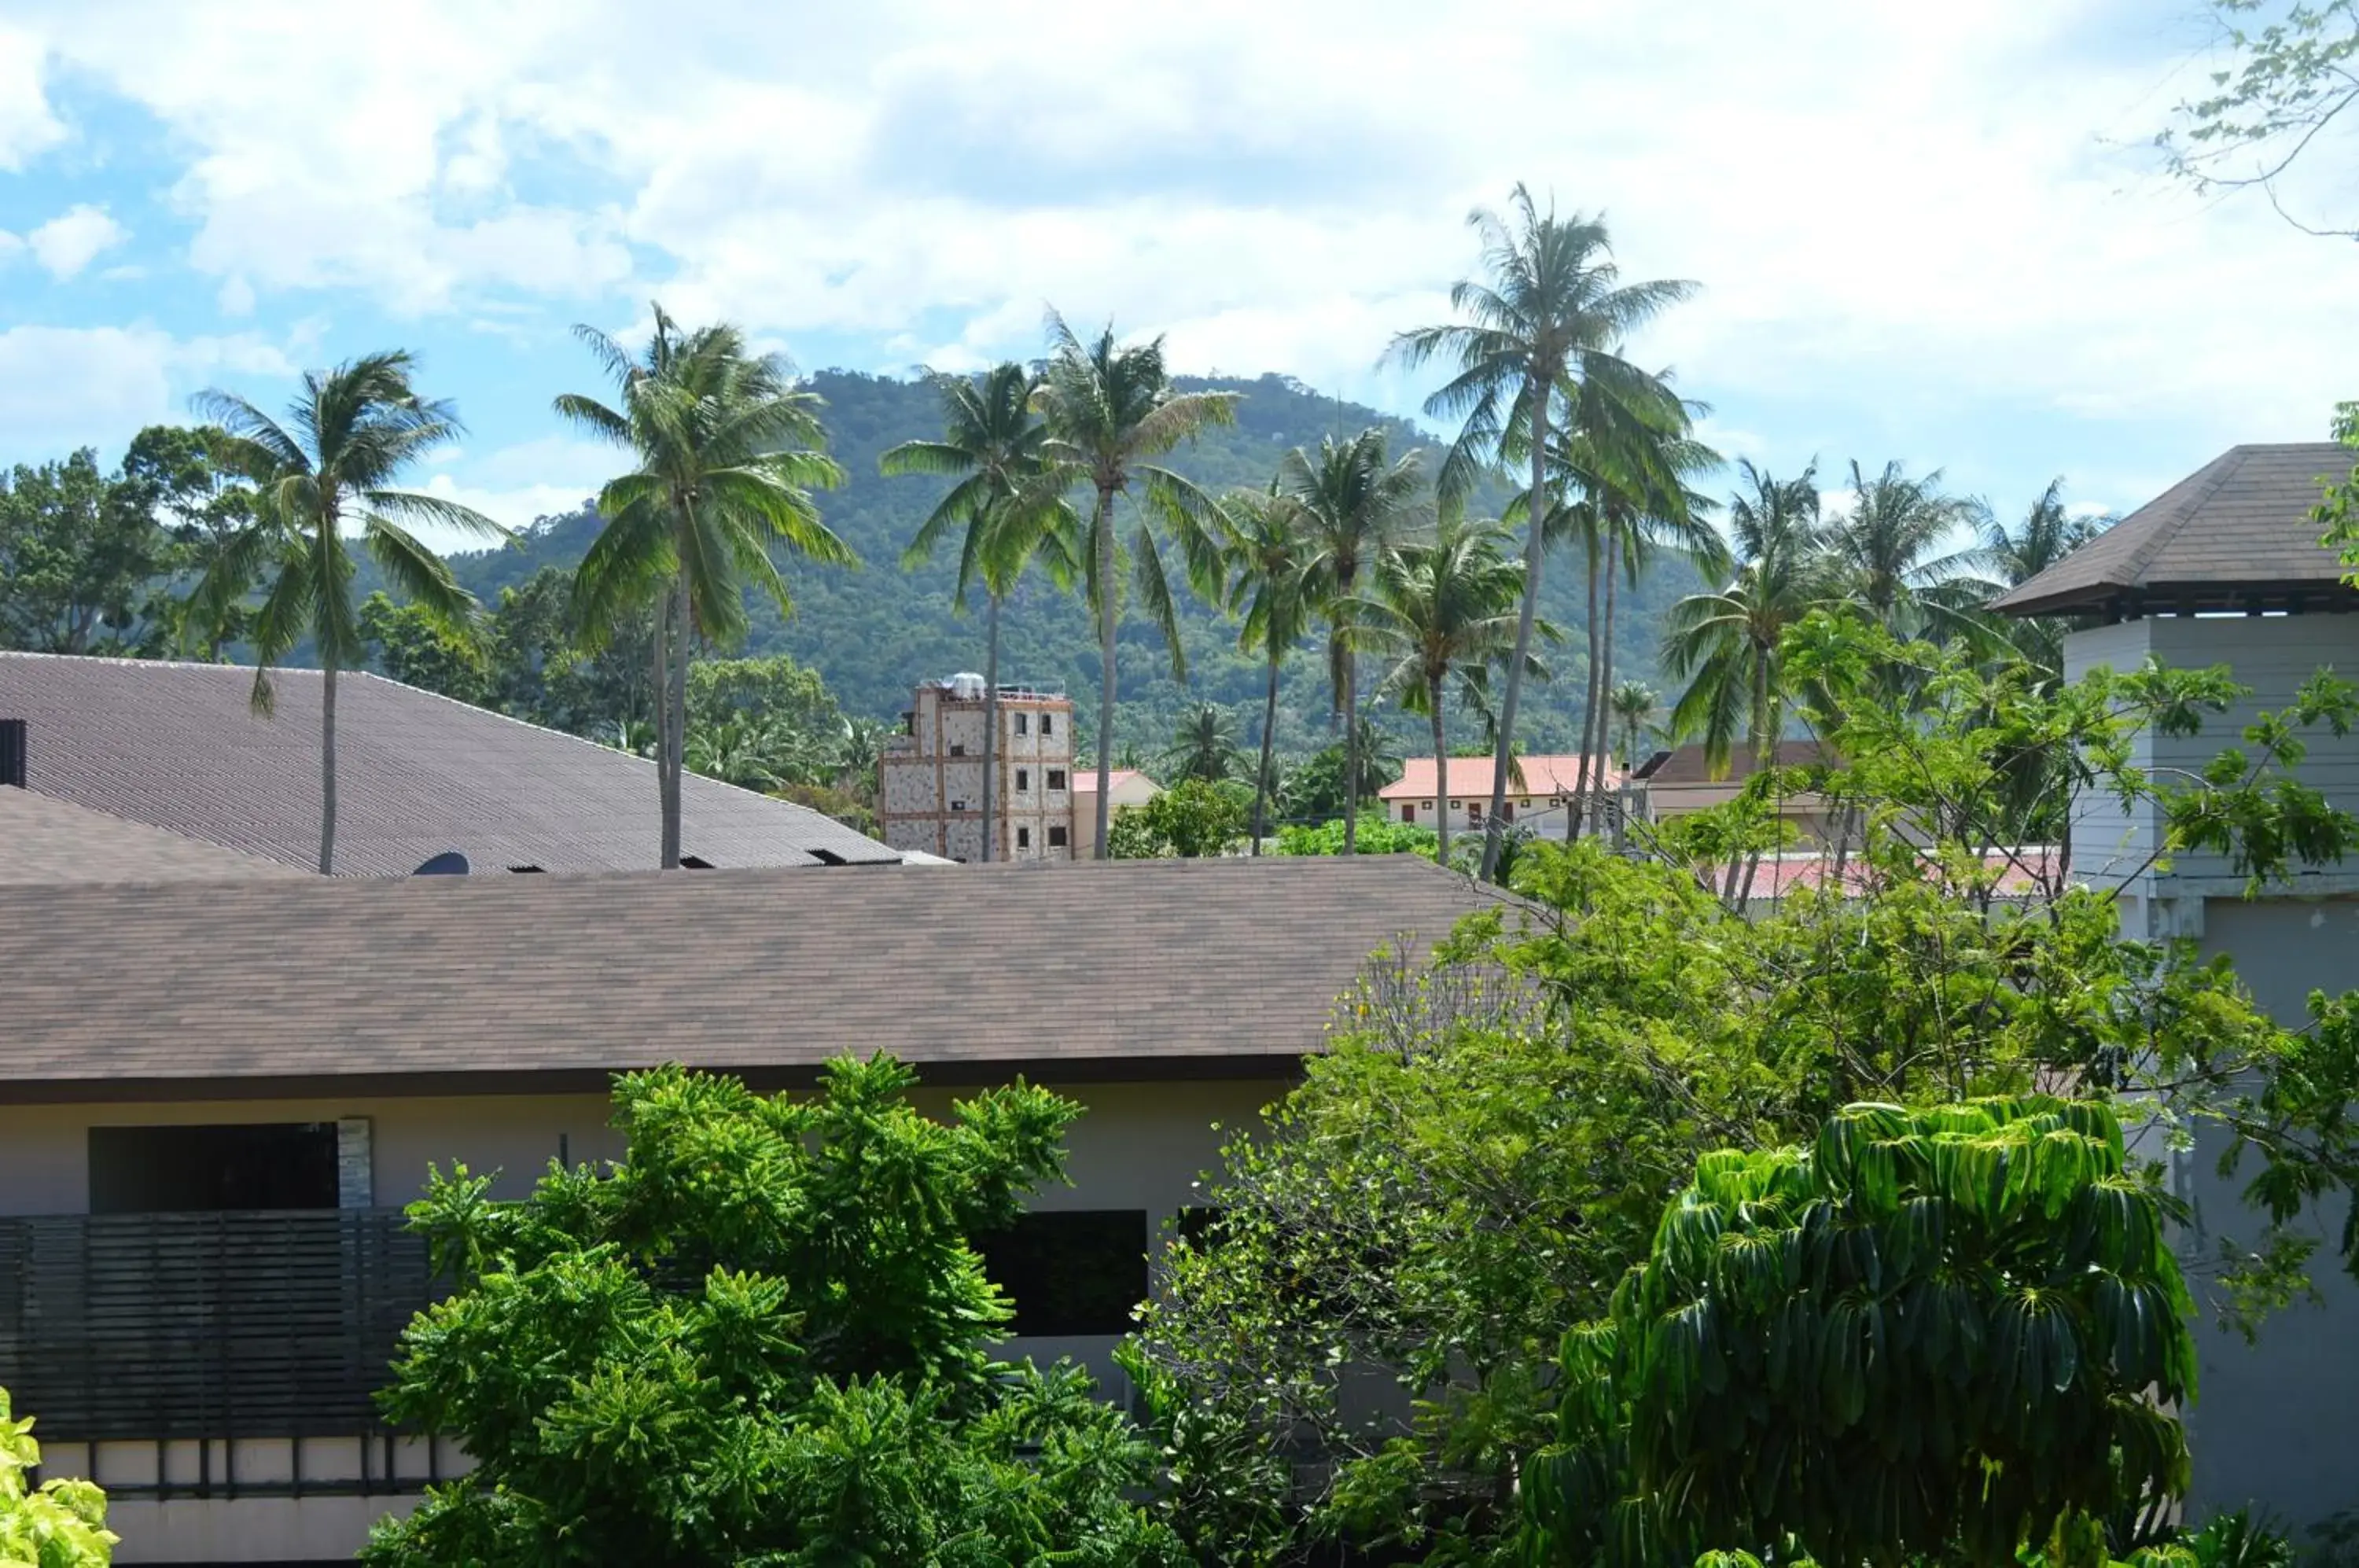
0,27,64,170
404,434,620,544
28,204,129,279
0,324,293,455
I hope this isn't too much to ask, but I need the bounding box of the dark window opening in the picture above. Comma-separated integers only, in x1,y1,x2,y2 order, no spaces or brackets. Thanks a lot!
950,742,966,756
977,1210,1148,1337
1017,768,1030,791
950,798,968,812
508,863,546,874
1018,826,1032,848
1048,825,1069,848
901,712,915,735
1041,715,1054,736
679,855,715,869
1015,713,1029,735
1500,801,1514,822
1047,769,1066,790
1400,804,1415,823
90,1124,339,1214
809,848,848,866
1175,1205,1228,1250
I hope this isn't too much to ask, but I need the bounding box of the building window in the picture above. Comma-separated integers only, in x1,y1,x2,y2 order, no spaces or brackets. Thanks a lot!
1501,801,1514,822
1468,801,1484,822
1401,804,1415,823
1049,825,1069,848
1017,768,1030,791
1041,715,1054,736
975,1210,1149,1337
950,743,966,756
1047,769,1066,790
1018,826,1032,848
951,799,968,812
1015,712,1029,735
90,1124,340,1213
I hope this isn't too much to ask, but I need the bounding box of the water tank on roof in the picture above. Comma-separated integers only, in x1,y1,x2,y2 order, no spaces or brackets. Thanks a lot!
948,672,986,701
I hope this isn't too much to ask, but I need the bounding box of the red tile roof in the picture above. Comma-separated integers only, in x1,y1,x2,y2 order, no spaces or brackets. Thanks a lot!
1379,754,1617,801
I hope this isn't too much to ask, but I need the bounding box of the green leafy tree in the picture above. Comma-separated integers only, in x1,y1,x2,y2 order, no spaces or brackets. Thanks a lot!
2161,1,2359,237
1393,186,1697,880
1272,810,1440,858
364,1058,1183,1568
185,352,508,873
1279,718,1403,826
1,1386,115,1566
360,591,491,704
1352,513,1536,866
1663,460,1826,775
1220,484,1319,852
558,304,855,870
1107,776,1246,858
1529,1099,2196,1568
0,448,179,655
1286,429,1426,855
1161,701,1242,785
884,363,1076,861
1824,458,1989,641
1036,315,1239,852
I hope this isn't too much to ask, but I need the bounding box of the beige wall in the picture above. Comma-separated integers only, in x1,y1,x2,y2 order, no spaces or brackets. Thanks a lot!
6,1074,1280,1563
1073,776,1161,859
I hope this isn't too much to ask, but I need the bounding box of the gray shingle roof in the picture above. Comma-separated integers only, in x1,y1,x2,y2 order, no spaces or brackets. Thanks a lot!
1993,444,2354,617
0,857,1511,1099
1634,740,1827,786
0,787,308,885
0,653,899,874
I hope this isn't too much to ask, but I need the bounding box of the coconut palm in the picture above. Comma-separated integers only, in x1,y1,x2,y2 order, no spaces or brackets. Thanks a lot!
882,362,1076,862
1608,680,1658,768
1978,478,2111,683
1161,703,1242,785
185,351,509,873
1220,484,1318,853
1824,459,1987,635
1352,513,1539,867
1284,429,1426,854
1035,314,1238,852
1663,460,1827,776
557,304,855,869
1392,187,1697,880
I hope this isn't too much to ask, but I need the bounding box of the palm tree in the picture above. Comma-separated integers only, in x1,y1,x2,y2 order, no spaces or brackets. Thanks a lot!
1352,513,1535,867
185,352,508,873
557,304,855,869
1285,429,1426,854
1392,186,1697,881
1220,484,1317,854
1978,477,2111,683
1608,680,1657,768
1663,460,1827,775
1036,314,1238,852
882,362,1075,862
1161,702,1242,784
1824,459,1986,636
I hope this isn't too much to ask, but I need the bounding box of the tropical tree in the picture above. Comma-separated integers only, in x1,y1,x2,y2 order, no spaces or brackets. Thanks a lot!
1036,315,1238,852
1221,484,1317,853
1824,458,1987,639
1285,429,1426,853
1161,701,1242,785
1352,513,1536,866
1608,680,1656,767
557,305,855,869
882,362,1076,863
1663,461,1827,775
1980,477,2109,681
1393,186,1697,880
185,352,507,873
2,1386,115,1566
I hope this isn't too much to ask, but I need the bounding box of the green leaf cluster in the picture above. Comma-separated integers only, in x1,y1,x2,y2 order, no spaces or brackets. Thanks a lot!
0,1385,116,1566
1106,778,1248,859
364,1057,1184,1568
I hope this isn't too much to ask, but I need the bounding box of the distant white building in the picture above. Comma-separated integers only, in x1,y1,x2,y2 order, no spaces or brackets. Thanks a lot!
879,675,1077,863
1378,753,1617,837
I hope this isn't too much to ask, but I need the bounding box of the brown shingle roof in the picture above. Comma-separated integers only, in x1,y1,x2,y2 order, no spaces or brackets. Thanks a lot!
0,856,1512,1099
0,653,898,874
0,788,308,885
1635,740,1827,786
1992,444,2353,617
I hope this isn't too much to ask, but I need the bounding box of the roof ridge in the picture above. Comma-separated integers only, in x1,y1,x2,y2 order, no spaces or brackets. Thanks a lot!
2114,446,2249,593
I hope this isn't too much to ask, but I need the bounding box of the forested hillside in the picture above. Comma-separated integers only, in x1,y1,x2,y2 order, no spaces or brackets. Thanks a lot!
443,370,1703,756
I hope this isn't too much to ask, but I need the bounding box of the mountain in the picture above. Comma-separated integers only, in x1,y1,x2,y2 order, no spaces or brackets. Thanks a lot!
441,370,1705,758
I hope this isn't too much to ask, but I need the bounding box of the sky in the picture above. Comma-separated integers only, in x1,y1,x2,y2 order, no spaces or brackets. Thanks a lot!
2,0,2353,547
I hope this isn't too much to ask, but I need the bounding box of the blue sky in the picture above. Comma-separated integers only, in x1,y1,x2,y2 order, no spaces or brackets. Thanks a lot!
2,0,2353,547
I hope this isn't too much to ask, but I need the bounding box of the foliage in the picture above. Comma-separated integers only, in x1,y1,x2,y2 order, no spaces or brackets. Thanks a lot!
2161,0,2359,237
2184,1509,2298,1568
1272,812,1439,858
1527,1099,2195,1568
1162,701,1243,784
0,444,189,656
1106,777,1246,859
360,591,491,704
0,1385,116,1566
1139,610,2359,1566
364,1058,1183,1568
1279,720,1404,825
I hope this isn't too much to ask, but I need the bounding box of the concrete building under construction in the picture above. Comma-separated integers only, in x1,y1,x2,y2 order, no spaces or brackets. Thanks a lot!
878,674,1077,863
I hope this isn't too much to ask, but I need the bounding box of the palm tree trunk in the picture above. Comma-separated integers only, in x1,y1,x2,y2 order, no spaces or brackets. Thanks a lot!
1597,535,1621,835
1571,532,1603,842
1093,487,1117,859
1430,674,1450,868
318,654,338,875
1342,633,1358,856
1252,648,1279,856
650,590,672,865
981,593,1000,863
664,578,690,870
1480,397,1549,883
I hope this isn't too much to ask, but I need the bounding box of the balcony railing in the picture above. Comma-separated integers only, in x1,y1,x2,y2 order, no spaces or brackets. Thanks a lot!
0,1209,436,1451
